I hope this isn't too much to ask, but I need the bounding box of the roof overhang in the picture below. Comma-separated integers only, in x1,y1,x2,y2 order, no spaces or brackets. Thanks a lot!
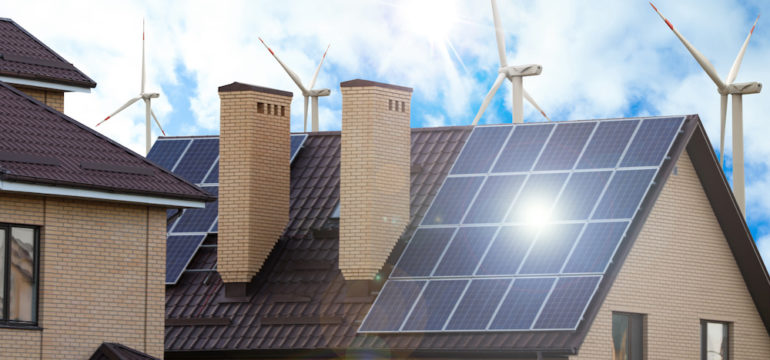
0,178,205,208
0,75,91,93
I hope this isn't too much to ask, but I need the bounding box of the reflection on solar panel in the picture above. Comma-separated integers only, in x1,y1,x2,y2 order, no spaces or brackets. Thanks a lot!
360,117,684,333
151,134,309,284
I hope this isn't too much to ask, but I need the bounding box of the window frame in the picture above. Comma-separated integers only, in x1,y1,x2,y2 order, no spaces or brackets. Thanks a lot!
612,311,644,360
701,319,730,360
0,223,40,328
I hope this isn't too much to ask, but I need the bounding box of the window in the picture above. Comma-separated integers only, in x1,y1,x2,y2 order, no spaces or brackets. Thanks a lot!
613,312,643,360
702,320,729,360
0,224,39,326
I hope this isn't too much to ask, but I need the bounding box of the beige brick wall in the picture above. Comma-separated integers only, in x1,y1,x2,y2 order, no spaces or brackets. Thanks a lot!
339,85,411,280
12,85,65,113
218,89,291,283
0,192,166,359
572,150,770,359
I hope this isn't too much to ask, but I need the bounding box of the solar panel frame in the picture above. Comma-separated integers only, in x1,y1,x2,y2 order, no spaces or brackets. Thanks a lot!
290,133,308,163
359,117,685,334
172,138,220,184
146,138,191,171
166,234,207,284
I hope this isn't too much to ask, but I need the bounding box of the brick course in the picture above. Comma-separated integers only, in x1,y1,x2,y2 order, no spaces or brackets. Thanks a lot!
572,151,770,359
217,88,291,283
12,85,64,113
0,192,165,359
339,84,412,280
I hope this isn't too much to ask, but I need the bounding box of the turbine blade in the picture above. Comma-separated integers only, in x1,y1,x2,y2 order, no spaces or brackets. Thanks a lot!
309,44,330,89
150,108,166,136
472,73,506,125
523,89,550,121
726,14,760,85
720,94,727,168
650,3,726,90
96,97,142,126
491,0,507,67
258,37,308,93
303,95,309,132
142,19,146,94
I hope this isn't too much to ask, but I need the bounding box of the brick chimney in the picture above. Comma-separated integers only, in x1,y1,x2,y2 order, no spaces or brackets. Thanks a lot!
339,79,412,281
217,82,292,295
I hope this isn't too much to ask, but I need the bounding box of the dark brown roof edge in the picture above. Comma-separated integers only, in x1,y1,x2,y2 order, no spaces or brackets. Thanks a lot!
218,82,293,97
165,348,573,359
340,79,413,93
0,18,97,88
686,119,770,336
90,342,160,360
570,115,700,352
0,82,213,203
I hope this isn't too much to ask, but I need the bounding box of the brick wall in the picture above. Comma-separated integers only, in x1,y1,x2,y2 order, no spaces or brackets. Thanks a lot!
339,81,412,280
218,86,291,284
0,192,166,359
12,85,64,113
572,151,770,359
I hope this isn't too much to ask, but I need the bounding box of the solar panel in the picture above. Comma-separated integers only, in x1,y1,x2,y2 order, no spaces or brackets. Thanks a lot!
360,116,685,334
166,234,207,284
291,133,308,162
203,160,218,183
147,139,190,170
173,138,219,183
170,187,219,233
359,280,425,332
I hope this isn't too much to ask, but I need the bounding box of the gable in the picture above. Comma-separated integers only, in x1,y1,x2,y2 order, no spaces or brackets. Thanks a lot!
573,150,770,358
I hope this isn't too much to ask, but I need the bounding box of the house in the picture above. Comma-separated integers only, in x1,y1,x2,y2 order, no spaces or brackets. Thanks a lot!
160,80,770,359
0,19,212,359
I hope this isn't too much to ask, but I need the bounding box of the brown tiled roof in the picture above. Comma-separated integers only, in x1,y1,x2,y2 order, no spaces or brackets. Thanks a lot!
0,82,211,202
90,342,160,360
0,18,96,89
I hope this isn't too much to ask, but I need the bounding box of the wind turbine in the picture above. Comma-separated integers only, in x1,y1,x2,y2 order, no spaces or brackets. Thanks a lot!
97,20,166,155
472,0,550,125
651,3,761,214
259,38,330,132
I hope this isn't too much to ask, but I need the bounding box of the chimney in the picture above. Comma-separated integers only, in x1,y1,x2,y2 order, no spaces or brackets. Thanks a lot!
339,79,412,281
217,82,292,295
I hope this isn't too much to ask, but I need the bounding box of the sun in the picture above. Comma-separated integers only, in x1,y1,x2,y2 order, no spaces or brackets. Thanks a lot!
398,0,459,44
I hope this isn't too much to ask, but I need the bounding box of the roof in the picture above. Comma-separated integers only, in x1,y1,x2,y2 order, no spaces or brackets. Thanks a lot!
163,117,770,358
0,82,212,203
89,343,160,360
0,18,96,89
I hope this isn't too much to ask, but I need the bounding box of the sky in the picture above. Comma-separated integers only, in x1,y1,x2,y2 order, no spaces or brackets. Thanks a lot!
4,0,770,263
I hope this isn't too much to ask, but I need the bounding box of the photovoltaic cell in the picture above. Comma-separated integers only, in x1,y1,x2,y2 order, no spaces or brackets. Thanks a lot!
620,117,683,167
534,276,601,329
403,280,467,331
446,279,509,330
392,228,454,278
476,226,538,275
506,173,568,223
492,124,554,173
592,169,656,219
551,171,612,220
451,126,512,175
518,223,584,274
490,278,555,330
563,221,629,273
171,187,219,233
433,226,497,276
577,120,638,169
359,280,425,332
534,122,596,171
422,176,484,225
166,234,206,284
290,134,308,162
173,138,220,184
463,175,526,224
146,139,190,171
203,160,218,183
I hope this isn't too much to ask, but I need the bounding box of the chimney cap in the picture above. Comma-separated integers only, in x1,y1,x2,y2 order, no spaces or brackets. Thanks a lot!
218,82,293,97
340,79,413,93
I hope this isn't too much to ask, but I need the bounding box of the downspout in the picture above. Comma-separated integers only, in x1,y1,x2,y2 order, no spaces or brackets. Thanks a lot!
167,208,183,227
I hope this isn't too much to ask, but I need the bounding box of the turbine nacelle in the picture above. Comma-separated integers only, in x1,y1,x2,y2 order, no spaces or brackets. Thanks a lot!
142,93,160,99
499,64,542,78
306,89,331,97
723,82,762,95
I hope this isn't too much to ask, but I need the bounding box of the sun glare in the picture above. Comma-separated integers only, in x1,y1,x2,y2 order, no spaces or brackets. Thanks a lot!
399,0,458,44
524,202,551,228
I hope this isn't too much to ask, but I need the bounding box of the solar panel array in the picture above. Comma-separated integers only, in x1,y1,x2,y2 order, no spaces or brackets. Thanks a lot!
359,117,684,333
147,134,308,284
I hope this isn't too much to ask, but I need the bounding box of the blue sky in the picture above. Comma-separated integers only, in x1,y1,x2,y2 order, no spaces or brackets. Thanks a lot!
5,0,770,263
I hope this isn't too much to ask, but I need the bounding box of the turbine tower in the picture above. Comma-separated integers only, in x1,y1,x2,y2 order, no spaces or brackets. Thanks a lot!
651,3,761,214
259,38,330,132
97,20,165,155
473,0,550,125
